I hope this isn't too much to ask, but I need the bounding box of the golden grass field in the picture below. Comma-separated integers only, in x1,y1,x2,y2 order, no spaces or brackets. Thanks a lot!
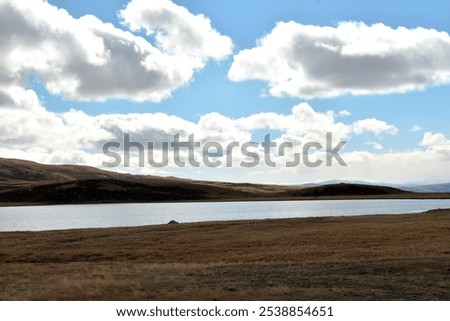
0,209,449,300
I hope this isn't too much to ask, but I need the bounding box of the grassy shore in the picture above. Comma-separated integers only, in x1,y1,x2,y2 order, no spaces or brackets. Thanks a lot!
0,209,449,300
1,192,450,208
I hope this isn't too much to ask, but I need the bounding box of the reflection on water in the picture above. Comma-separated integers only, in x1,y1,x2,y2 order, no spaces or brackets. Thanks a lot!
0,199,449,232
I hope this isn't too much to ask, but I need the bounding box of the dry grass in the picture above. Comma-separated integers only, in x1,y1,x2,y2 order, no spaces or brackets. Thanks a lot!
0,209,449,300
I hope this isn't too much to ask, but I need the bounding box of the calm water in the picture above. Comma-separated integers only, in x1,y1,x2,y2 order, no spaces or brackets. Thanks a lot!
1,199,450,232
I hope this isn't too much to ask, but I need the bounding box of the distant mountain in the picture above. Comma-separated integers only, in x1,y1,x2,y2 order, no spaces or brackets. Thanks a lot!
0,157,442,206
304,179,450,193
302,180,389,187
402,183,450,193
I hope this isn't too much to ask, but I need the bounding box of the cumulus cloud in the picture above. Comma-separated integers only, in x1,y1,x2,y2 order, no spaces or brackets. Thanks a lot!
0,85,401,167
235,103,351,146
119,0,232,61
0,0,232,103
334,147,450,184
410,125,423,132
0,90,113,152
338,110,351,117
351,118,398,136
0,85,448,184
420,132,450,157
228,21,450,99
364,141,383,150
0,85,374,157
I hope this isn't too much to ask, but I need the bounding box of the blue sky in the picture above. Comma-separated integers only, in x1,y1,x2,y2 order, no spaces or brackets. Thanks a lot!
1,0,450,184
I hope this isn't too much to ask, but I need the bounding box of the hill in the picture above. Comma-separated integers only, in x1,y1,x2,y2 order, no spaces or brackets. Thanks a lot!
287,183,407,197
0,158,288,203
0,157,440,206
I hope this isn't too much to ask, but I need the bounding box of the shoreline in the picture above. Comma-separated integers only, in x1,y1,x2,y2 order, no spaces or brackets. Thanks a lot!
0,192,449,208
1,207,450,233
1,209,449,300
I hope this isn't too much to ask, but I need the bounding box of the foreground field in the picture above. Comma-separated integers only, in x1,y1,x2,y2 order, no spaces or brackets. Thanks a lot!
0,209,449,300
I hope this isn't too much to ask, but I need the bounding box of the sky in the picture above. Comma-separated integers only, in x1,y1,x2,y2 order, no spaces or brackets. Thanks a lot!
0,0,449,184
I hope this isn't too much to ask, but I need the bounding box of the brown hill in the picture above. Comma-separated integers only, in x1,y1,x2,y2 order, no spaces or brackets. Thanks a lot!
0,157,419,206
0,158,120,191
0,158,290,204
288,183,408,197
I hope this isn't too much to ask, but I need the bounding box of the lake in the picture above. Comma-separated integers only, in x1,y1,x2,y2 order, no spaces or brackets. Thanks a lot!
1,199,450,232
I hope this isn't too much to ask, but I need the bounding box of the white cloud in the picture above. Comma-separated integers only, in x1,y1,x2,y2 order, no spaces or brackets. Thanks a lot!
335,147,450,184
235,103,352,146
0,93,113,152
364,141,383,150
410,125,423,132
338,110,351,117
420,132,450,157
351,118,398,136
197,112,252,144
0,88,406,174
0,84,446,185
119,0,232,61
228,21,450,99
0,0,232,103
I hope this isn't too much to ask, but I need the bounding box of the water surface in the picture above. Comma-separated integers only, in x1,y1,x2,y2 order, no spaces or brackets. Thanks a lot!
1,199,449,231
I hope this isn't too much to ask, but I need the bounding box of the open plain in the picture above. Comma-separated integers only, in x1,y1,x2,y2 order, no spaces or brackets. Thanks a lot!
1,209,449,300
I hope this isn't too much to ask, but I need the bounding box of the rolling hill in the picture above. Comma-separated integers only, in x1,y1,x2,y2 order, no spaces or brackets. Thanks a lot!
0,157,441,206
